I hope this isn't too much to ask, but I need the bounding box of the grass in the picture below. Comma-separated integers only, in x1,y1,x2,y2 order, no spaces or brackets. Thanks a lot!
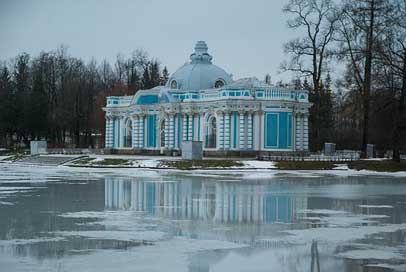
275,161,337,170
348,160,406,172
72,157,95,165
162,160,243,170
95,158,130,166
275,160,406,172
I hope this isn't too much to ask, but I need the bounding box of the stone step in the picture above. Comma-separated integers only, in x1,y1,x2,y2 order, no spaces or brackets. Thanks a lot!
15,155,86,166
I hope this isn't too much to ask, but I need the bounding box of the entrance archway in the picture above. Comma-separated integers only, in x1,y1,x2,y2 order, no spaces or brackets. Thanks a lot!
160,119,166,147
124,119,132,147
205,116,217,148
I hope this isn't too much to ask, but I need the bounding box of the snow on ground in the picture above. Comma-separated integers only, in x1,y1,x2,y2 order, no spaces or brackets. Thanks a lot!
2,154,406,182
239,160,276,169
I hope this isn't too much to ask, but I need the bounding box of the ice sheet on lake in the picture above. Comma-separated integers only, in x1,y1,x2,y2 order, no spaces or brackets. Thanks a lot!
0,237,66,246
366,263,406,272
278,223,406,244
358,204,393,209
298,209,348,215
338,248,404,260
54,230,166,242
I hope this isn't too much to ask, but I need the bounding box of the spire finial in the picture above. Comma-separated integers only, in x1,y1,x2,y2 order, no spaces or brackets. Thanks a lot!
190,41,212,64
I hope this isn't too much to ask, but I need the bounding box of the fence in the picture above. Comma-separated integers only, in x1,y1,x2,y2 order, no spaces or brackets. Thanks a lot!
258,151,360,162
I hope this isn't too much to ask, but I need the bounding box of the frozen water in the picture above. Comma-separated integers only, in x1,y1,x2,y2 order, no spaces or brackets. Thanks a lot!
0,163,406,271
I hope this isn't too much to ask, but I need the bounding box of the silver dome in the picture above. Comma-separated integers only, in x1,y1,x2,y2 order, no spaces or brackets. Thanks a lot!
166,41,232,90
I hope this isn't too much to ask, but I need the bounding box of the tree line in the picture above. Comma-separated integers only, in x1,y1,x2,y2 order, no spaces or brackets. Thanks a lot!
282,0,406,161
1,0,405,161
0,46,169,148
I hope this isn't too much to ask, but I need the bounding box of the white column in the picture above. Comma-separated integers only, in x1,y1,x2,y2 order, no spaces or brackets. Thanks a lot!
239,112,245,149
114,118,119,148
303,114,309,151
139,115,144,148
259,111,264,150
164,115,170,148
169,114,175,148
224,112,230,149
247,112,253,149
105,116,113,148
132,116,138,148
218,112,224,149
199,113,205,143
182,114,188,142
119,117,125,148
253,112,260,150
188,114,193,141
295,114,302,151
193,114,198,141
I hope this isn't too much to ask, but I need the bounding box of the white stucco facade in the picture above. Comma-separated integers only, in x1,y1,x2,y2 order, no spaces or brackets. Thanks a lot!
103,41,311,153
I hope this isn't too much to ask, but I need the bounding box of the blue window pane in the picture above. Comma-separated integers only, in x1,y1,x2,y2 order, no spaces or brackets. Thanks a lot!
279,112,288,149
265,113,278,148
147,115,156,147
136,95,158,105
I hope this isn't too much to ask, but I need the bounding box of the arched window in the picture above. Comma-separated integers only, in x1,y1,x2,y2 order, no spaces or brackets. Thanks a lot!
124,119,132,148
214,79,225,88
170,80,178,89
160,120,166,147
205,116,217,148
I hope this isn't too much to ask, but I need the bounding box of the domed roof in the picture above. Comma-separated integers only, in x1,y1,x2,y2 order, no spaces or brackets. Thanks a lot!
166,41,232,90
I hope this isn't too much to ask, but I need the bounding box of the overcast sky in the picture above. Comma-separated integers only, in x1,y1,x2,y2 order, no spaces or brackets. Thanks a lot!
0,0,298,82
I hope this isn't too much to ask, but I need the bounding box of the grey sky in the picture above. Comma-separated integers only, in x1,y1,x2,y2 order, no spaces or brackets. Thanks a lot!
0,0,298,82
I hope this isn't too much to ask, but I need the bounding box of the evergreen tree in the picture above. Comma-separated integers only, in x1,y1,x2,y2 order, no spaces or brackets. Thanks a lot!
142,65,151,89
265,73,271,85
150,60,160,87
161,66,169,85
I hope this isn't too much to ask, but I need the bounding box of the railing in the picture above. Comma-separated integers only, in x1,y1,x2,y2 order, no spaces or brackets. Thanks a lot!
47,148,92,155
259,151,360,162
106,96,133,106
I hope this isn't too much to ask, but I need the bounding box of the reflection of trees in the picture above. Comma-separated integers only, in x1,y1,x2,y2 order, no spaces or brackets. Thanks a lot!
0,182,105,260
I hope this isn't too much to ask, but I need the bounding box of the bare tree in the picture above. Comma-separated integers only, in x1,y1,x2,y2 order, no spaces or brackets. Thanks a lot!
282,0,341,150
377,0,406,161
282,0,340,92
337,0,391,156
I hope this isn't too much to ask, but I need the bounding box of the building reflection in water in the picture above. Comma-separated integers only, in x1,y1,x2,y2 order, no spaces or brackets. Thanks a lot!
105,177,308,225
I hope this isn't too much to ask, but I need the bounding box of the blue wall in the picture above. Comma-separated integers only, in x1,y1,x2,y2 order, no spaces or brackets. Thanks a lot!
264,112,293,149
233,112,237,148
147,114,156,148
136,95,158,105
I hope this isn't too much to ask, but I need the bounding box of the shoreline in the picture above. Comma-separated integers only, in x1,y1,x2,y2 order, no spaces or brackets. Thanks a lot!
1,154,406,177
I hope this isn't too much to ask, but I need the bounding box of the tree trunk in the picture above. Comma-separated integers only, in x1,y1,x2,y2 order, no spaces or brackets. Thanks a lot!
361,0,375,158
392,52,406,162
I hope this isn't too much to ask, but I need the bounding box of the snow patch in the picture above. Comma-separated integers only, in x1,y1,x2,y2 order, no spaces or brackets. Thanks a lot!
358,205,393,209
338,249,404,260
54,230,166,242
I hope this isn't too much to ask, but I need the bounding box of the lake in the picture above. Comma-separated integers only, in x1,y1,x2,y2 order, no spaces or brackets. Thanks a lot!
0,164,405,271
